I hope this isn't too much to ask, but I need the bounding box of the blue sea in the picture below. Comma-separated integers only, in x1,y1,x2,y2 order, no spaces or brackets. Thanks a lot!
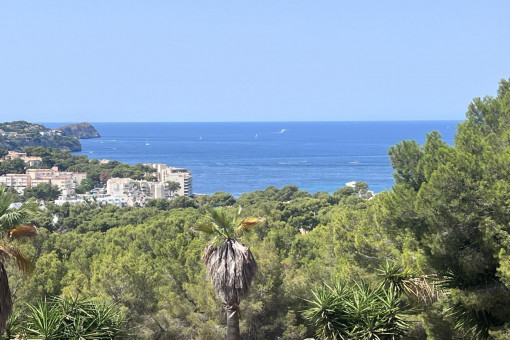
46,121,459,196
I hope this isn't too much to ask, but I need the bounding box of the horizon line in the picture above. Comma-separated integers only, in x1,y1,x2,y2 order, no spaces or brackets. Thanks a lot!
37,119,464,124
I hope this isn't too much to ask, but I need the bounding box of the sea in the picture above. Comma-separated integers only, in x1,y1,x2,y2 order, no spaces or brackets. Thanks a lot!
45,121,460,196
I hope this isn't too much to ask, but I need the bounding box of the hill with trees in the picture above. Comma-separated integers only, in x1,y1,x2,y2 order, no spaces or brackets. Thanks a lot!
0,121,81,151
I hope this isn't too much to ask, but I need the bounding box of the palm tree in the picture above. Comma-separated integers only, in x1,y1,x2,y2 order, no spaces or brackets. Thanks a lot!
195,207,264,340
0,185,39,333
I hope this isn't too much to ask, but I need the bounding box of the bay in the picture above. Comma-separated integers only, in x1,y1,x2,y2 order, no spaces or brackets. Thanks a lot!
45,121,460,196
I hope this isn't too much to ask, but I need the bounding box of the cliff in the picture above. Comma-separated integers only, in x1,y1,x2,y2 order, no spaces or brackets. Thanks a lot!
56,122,100,139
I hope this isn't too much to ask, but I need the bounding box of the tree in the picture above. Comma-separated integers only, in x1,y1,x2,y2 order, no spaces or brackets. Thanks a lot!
379,79,510,338
0,185,38,332
0,158,26,176
165,181,181,197
75,178,94,194
23,183,61,201
195,207,264,340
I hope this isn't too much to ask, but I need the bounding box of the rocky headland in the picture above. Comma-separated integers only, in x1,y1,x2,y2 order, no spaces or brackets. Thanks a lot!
56,122,100,139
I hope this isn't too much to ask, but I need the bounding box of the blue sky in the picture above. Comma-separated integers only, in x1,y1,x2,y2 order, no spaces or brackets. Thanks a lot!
1,1,509,122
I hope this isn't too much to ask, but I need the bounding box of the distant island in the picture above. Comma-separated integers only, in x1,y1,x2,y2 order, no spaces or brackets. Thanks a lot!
0,120,100,152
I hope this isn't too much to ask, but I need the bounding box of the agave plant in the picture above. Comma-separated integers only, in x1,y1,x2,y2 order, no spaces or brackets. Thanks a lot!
0,185,39,333
195,207,264,340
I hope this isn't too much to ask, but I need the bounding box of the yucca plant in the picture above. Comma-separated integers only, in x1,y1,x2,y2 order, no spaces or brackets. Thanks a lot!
23,295,128,339
0,185,39,333
378,261,439,305
304,280,410,340
195,207,264,340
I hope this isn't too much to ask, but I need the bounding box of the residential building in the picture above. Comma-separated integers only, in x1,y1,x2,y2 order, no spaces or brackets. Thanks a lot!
146,163,193,197
26,167,86,196
0,174,31,193
3,151,42,167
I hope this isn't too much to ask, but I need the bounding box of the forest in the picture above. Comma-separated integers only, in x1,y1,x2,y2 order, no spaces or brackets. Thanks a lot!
1,79,510,339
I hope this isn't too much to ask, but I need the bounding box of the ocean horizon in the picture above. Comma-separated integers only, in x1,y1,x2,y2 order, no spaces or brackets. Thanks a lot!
45,121,460,196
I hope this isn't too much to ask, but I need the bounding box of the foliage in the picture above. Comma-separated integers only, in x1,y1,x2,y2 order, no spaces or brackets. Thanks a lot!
0,158,26,176
0,185,39,333
165,181,181,196
20,295,128,339
23,183,61,201
304,280,410,339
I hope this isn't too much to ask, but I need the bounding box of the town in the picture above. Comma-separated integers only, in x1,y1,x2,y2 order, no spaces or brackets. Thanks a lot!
0,151,192,207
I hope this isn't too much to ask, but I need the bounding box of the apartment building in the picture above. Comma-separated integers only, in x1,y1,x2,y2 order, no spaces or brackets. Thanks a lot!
25,167,86,196
106,178,134,196
145,163,193,197
106,178,168,205
4,151,43,167
0,174,31,193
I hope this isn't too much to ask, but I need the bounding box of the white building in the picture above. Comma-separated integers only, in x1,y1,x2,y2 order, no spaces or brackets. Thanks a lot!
0,174,31,194
146,163,193,197
106,178,134,196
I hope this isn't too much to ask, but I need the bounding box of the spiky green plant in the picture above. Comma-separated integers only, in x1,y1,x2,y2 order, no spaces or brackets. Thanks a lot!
303,280,410,340
195,207,264,340
0,185,39,333
23,295,128,339
378,262,439,305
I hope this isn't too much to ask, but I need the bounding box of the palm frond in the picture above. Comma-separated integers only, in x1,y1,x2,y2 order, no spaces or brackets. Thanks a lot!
0,198,39,231
237,217,264,235
208,208,234,238
0,244,35,273
194,223,215,234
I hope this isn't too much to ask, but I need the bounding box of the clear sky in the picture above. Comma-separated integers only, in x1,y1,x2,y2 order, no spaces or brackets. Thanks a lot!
1,1,509,122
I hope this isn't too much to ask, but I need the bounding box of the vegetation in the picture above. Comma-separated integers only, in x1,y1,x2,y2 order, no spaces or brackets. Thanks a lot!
304,280,409,339
21,295,127,339
0,121,82,152
23,183,61,201
0,186,39,333
0,80,510,338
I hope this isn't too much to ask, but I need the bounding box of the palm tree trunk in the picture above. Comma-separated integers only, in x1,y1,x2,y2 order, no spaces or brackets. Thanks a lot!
225,303,241,340
0,262,12,333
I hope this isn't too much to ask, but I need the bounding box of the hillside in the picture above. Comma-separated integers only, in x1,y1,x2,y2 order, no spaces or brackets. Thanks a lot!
0,120,81,151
